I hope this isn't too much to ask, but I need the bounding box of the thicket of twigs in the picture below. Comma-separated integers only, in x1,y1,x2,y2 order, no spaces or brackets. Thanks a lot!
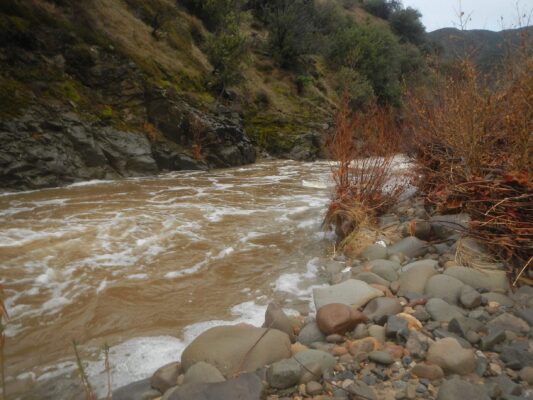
405,38,532,285
324,95,402,242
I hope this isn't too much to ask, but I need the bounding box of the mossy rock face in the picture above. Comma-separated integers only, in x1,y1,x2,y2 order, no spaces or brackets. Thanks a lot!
0,78,33,119
0,14,35,48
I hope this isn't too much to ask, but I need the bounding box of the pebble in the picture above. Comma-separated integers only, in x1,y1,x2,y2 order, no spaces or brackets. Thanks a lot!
368,351,394,365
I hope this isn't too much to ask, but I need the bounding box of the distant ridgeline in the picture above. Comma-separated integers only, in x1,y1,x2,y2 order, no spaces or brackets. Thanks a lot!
428,26,533,73
0,0,430,190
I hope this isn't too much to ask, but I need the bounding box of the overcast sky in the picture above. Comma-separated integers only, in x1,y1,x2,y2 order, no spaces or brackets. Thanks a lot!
402,0,533,32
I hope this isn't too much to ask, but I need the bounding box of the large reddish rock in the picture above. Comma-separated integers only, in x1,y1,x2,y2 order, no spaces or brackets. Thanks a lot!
316,303,368,335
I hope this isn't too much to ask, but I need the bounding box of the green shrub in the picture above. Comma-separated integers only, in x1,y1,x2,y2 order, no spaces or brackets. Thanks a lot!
328,23,403,105
333,68,376,109
361,0,401,20
389,7,426,45
205,16,246,90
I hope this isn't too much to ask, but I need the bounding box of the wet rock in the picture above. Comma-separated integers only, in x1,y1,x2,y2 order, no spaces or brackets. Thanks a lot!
500,342,533,369
150,362,181,393
436,378,489,400
480,328,506,351
430,214,470,240
388,237,428,258
366,260,400,281
306,381,323,395
459,285,482,309
368,325,386,343
293,349,336,374
183,362,225,385
412,305,431,322
267,358,301,389
516,308,533,327
398,263,438,297
487,375,522,398
345,380,377,400
386,315,410,341
443,267,509,292
181,325,291,377
427,338,476,375
316,303,368,335
487,312,529,335
405,332,427,359
264,302,296,342
354,272,390,287
481,292,514,307
313,279,383,310
425,274,464,305
363,297,402,323
519,366,533,385
361,244,388,261
411,363,444,381
369,351,394,365
425,298,465,322
167,373,264,400
448,316,483,339
298,322,326,346
113,379,159,400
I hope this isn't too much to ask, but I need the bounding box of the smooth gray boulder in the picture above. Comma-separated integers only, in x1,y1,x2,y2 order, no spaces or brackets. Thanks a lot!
298,322,326,346
487,313,529,335
267,358,301,389
388,236,428,258
313,279,383,310
425,274,464,305
430,214,470,239
426,298,465,322
481,292,514,307
353,272,390,287
183,362,225,385
264,302,296,342
368,261,400,282
150,362,181,393
427,338,476,375
459,285,482,309
398,263,438,296
444,267,509,292
292,350,336,374
437,378,489,400
361,243,387,261
181,325,291,377
167,373,264,400
363,297,403,323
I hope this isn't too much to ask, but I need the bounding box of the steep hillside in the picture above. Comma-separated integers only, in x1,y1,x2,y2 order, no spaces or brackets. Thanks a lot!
428,26,533,73
0,0,425,190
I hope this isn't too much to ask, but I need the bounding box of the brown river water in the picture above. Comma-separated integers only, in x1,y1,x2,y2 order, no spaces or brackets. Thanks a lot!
1,160,337,398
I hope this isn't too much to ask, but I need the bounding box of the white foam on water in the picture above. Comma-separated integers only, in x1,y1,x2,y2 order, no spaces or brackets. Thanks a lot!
274,258,327,299
84,300,268,397
127,274,148,280
67,179,116,188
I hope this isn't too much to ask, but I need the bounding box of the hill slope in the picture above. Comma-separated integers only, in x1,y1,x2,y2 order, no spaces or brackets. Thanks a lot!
428,26,533,72
0,0,421,190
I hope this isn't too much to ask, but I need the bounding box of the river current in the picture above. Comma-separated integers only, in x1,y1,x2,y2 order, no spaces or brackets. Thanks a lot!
1,160,336,397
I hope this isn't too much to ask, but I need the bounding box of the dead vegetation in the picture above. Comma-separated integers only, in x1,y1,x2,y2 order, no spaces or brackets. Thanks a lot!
405,34,532,285
324,95,403,244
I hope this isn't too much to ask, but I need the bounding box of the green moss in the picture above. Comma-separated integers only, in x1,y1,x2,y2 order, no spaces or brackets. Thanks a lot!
61,81,81,103
100,105,114,119
0,78,32,119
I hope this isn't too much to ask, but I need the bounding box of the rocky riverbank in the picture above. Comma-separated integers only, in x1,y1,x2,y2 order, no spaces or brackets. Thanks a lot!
109,198,533,400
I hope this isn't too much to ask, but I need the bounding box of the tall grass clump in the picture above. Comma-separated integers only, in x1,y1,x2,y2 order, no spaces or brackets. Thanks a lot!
324,95,402,243
405,33,532,285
